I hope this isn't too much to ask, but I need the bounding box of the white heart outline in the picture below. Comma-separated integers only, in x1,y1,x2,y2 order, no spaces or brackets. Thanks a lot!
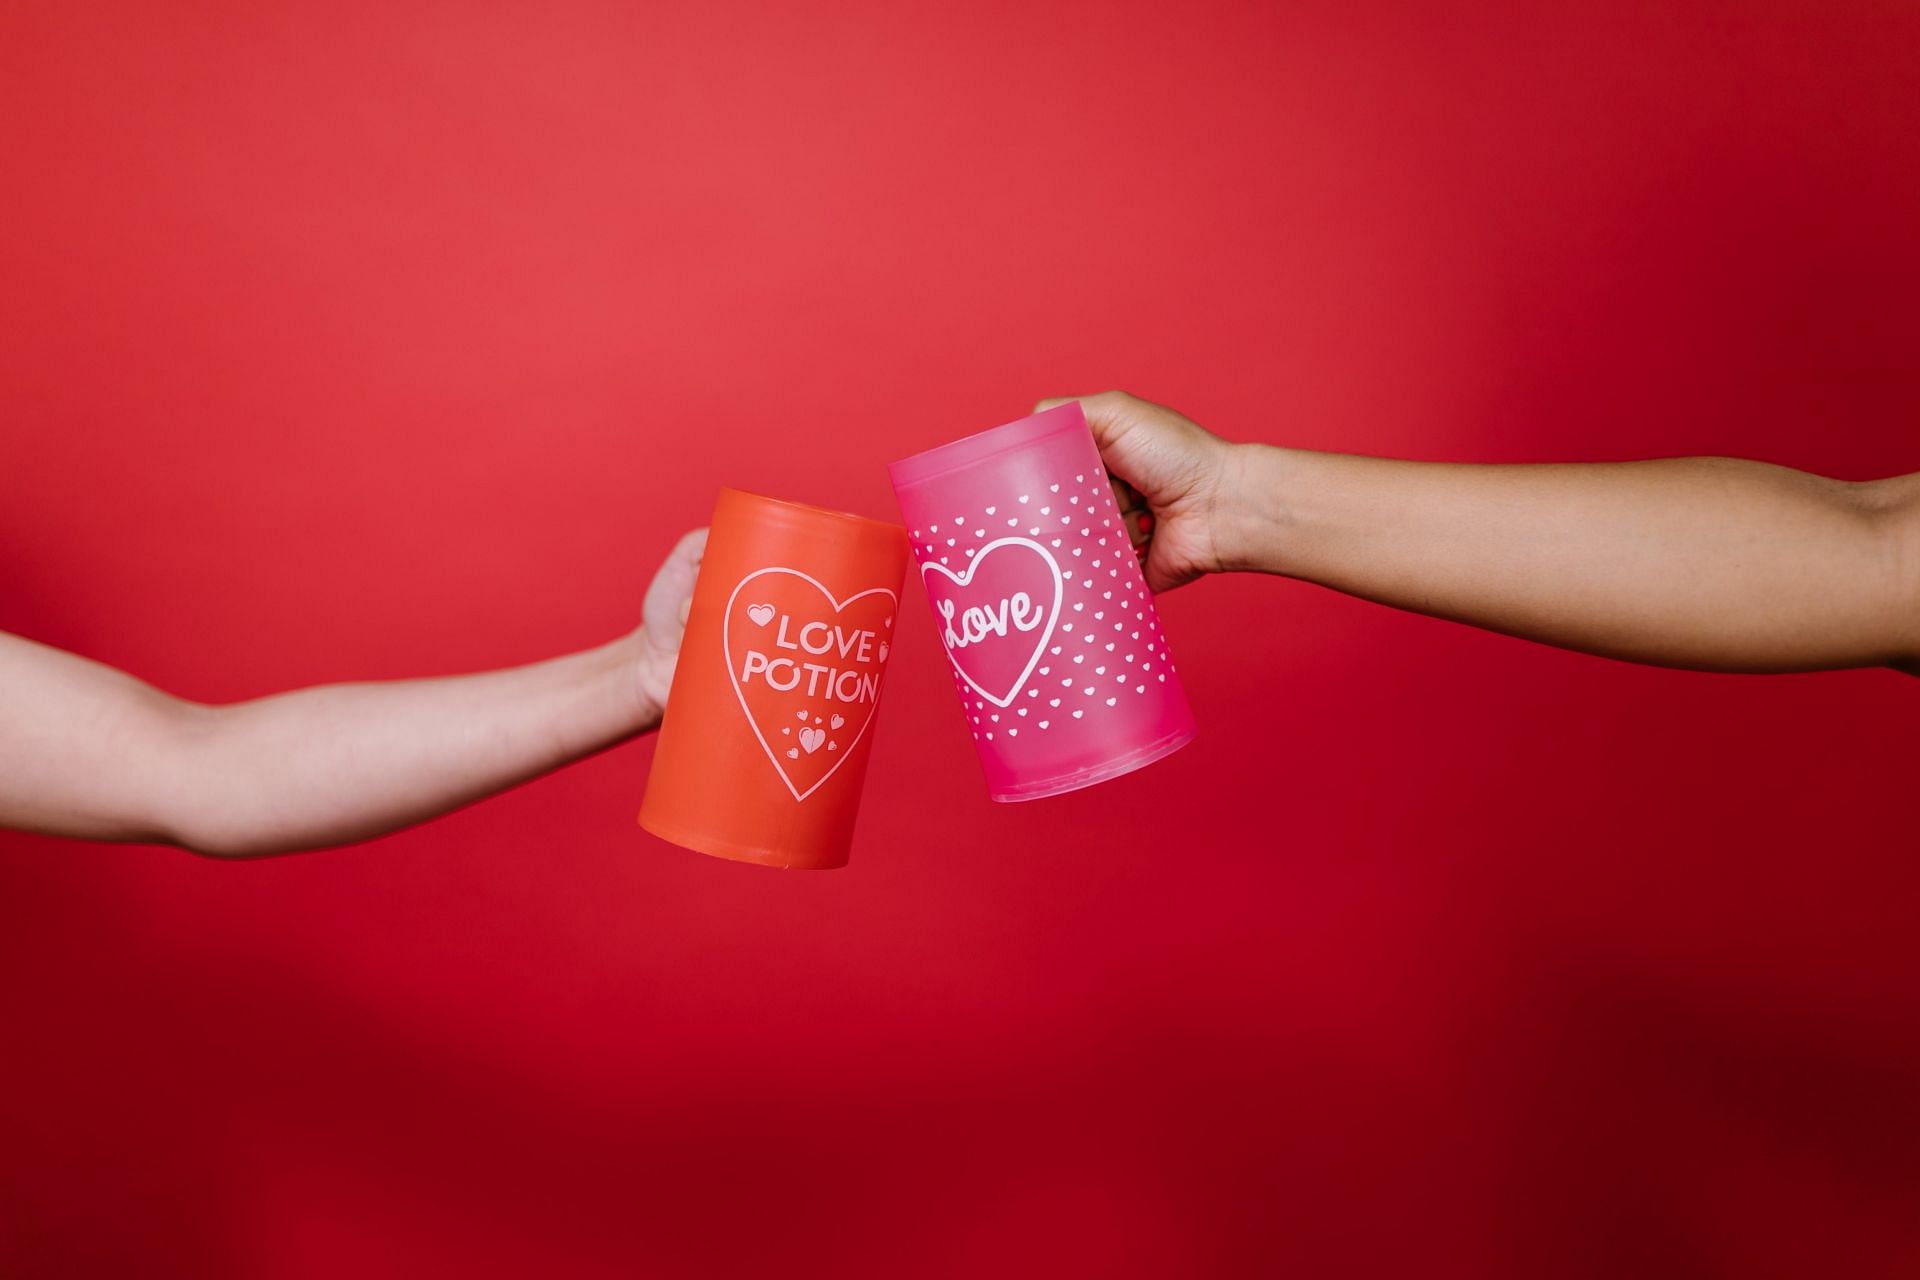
723,567,898,803
920,536,1062,708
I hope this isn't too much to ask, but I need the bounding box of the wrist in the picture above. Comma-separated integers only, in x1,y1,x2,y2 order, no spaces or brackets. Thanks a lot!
1210,442,1296,576
625,629,679,736
611,629,667,732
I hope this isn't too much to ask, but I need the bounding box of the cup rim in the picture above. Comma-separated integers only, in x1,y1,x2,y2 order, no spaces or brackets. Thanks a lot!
887,402,1086,490
719,486,904,535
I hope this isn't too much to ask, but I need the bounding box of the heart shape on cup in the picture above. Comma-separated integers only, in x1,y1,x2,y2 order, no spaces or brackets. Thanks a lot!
724,568,898,802
920,536,1062,708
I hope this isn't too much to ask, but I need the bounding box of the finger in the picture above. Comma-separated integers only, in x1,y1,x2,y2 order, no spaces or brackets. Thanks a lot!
1142,549,1188,595
657,528,707,594
672,526,710,566
677,597,692,627
642,528,709,634
1104,474,1148,551
1035,391,1142,456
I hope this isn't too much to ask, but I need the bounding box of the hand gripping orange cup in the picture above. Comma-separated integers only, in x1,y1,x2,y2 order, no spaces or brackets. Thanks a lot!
639,489,909,870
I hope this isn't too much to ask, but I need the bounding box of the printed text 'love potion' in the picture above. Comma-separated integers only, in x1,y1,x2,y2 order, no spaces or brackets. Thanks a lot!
639,488,908,868
889,403,1196,801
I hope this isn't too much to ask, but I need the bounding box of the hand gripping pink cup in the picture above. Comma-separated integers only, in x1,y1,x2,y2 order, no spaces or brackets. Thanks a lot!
889,402,1197,801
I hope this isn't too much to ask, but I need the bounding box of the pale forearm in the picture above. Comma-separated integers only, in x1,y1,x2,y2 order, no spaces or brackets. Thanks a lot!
0,628,661,856
1221,446,1920,673
1,529,703,856
159,633,658,856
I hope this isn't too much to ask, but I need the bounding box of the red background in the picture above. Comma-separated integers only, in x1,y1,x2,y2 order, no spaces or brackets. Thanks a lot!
3,2,1917,1275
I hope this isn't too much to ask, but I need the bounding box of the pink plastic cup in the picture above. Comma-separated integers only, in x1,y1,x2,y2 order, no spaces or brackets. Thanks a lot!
888,402,1197,801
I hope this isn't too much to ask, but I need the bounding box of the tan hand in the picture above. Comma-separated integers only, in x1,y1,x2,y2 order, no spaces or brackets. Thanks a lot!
1034,391,1235,591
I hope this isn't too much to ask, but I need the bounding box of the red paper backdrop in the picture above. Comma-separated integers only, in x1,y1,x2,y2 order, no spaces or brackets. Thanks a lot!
3,2,1917,1275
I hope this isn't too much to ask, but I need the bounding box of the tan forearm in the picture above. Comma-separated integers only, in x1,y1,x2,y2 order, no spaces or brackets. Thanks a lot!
1220,446,1920,673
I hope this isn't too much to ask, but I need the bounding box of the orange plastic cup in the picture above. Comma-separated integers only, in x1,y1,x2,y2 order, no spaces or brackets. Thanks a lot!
639,488,910,870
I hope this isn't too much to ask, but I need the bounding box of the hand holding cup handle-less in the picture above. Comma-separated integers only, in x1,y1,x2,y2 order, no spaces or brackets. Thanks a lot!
888,403,1197,801
639,488,908,869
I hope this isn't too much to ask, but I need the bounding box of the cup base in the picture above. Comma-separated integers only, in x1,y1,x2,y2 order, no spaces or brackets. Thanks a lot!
636,812,850,871
987,722,1197,803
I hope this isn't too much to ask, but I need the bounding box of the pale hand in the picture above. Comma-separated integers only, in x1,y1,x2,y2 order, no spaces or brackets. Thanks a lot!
634,527,709,717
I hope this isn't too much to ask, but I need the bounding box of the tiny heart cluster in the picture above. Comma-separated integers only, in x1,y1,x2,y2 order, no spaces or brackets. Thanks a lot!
778,709,847,759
